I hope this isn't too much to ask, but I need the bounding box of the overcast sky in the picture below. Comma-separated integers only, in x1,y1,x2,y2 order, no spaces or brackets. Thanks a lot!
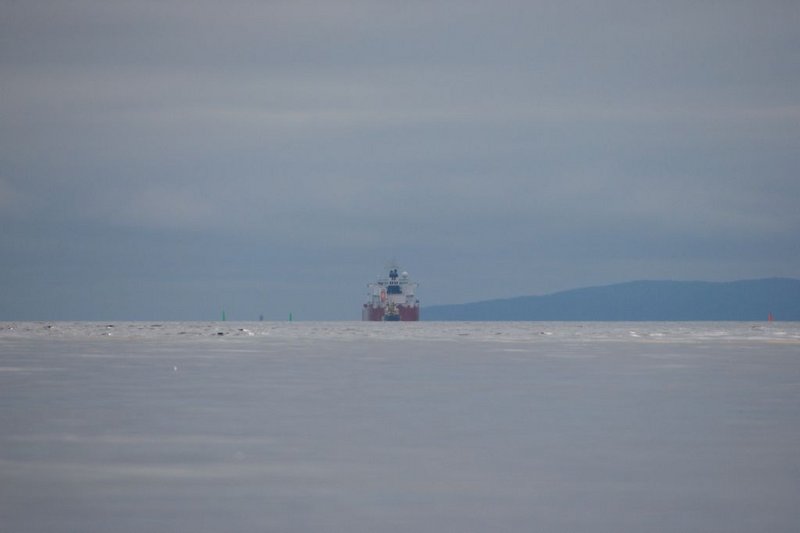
1,0,798,320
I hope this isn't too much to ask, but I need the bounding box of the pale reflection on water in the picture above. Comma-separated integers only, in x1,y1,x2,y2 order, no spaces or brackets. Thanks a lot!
1,322,799,533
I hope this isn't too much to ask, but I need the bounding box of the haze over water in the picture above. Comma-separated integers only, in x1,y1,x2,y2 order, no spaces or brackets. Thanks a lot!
2,321,799,532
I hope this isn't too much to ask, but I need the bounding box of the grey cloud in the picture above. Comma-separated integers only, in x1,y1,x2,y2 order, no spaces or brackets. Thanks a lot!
1,0,798,319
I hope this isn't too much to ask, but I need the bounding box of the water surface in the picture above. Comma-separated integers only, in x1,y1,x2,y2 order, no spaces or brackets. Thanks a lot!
2,322,799,532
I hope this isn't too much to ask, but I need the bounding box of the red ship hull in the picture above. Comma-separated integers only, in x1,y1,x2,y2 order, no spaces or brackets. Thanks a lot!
362,304,420,321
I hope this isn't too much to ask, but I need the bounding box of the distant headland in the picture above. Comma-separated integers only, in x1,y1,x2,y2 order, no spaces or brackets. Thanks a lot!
423,278,800,321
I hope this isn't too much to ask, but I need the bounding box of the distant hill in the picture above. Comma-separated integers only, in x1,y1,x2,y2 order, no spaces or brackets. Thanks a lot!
423,278,800,321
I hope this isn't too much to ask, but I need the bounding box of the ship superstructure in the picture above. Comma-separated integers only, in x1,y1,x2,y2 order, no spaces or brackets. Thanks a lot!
362,266,420,321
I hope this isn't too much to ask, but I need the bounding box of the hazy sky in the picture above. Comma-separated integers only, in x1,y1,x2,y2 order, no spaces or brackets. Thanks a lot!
1,0,798,320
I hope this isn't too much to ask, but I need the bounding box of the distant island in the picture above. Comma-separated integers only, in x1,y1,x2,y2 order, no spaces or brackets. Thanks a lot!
423,278,800,321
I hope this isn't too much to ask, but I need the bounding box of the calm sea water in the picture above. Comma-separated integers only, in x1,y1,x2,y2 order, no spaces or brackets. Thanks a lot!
2,322,799,533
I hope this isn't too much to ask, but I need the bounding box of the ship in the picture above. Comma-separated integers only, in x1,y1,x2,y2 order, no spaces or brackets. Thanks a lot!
362,266,420,321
